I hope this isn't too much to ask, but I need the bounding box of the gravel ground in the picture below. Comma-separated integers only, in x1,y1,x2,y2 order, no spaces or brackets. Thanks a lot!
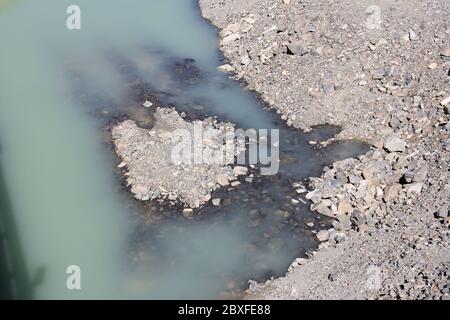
199,0,450,300
112,107,247,209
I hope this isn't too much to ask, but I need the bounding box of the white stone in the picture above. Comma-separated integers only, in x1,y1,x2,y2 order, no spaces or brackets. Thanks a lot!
143,100,153,108
440,96,450,106
316,230,330,242
218,64,235,73
233,166,248,176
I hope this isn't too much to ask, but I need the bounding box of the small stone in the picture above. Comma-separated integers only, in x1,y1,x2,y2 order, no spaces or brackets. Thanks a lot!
218,64,235,73
375,38,388,48
351,210,366,226
372,68,386,80
248,280,259,292
316,230,330,242
337,199,353,215
406,182,423,197
212,198,221,206
358,224,370,233
217,175,229,187
444,105,450,115
409,29,418,41
413,96,422,106
117,161,127,168
444,138,450,151
384,183,402,202
328,273,337,282
441,96,450,106
332,221,343,231
287,41,308,56
413,165,428,183
337,215,352,231
402,170,415,184
143,100,153,108
389,118,401,129
306,189,322,204
434,208,448,219
323,81,335,95
182,208,194,218
240,53,251,65
428,63,438,70
384,134,407,152
292,257,307,266
231,181,241,187
289,287,298,298
233,166,248,176
441,49,450,58
221,32,240,45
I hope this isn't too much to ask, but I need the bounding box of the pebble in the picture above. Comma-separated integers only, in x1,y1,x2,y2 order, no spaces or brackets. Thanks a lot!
384,183,402,202
316,230,330,242
406,182,423,197
337,199,353,215
287,41,308,56
444,105,449,115
323,81,335,95
212,198,221,206
248,280,259,292
233,166,248,176
409,29,418,41
182,208,194,218
441,49,450,58
441,96,450,106
143,100,153,108
384,134,407,152
434,208,448,219
218,64,235,73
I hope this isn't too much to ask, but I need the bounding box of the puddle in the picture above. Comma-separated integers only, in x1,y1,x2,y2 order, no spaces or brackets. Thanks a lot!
0,0,369,299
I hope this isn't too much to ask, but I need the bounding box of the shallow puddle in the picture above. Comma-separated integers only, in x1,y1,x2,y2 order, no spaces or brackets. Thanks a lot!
0,0,368,299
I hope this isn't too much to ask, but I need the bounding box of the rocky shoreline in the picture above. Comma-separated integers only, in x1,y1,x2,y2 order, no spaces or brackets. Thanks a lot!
199,0,450,299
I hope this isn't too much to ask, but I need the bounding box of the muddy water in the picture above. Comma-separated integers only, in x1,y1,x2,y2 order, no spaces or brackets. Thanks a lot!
0,0,368,299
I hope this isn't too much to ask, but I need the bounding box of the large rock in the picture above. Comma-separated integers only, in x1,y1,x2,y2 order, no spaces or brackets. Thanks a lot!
383,183,402,202
287,40,308,56
337,199,353,215
434,208,449,219
384,134,407,152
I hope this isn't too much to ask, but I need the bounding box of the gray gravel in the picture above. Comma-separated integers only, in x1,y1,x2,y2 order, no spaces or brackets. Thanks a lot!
200,0,450,300
112,107,245,209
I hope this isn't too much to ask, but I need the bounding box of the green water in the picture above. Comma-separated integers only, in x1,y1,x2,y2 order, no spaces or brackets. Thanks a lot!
0,0,221,299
